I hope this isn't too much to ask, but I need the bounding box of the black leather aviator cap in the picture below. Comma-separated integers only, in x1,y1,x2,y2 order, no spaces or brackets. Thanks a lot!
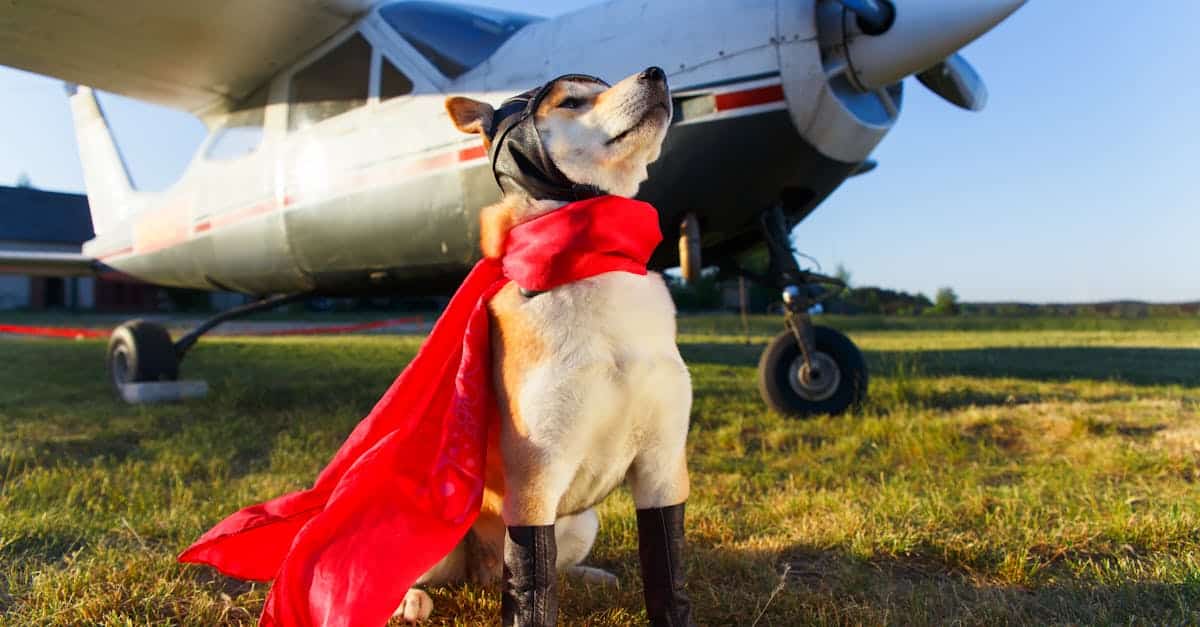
486,74,610,202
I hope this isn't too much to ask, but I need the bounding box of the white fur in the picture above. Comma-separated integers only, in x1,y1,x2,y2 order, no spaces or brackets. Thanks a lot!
501,271,692,521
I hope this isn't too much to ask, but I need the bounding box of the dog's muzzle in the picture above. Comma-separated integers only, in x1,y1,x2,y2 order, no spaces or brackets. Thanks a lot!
487,74,610,202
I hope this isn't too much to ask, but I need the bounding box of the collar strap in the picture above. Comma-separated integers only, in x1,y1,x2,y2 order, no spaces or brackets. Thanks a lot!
487,74,610,202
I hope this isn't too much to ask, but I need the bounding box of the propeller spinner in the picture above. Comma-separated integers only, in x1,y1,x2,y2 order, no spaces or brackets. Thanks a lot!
830,0,1026,111
834,0,895,35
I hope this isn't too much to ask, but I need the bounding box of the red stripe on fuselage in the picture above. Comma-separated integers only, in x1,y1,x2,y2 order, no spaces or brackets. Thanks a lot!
208,199,276,230
97,246,133,260
714,84,785,111
398,151,457,178
458,145,487,162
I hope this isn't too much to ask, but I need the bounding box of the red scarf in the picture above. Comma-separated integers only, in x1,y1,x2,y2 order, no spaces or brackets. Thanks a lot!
178,195,663,627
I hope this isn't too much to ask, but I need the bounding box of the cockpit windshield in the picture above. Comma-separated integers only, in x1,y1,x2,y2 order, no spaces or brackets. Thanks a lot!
378,2,542,79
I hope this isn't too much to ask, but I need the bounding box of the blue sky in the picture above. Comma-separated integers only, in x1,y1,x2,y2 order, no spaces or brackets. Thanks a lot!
0,1,1196,303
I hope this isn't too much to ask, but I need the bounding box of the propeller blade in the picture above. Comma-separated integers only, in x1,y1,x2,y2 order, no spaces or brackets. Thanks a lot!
916,53,988,111
833,0,895,34
850,159,878,177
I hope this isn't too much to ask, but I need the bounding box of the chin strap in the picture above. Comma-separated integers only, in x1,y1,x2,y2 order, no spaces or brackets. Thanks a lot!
488,74,610,202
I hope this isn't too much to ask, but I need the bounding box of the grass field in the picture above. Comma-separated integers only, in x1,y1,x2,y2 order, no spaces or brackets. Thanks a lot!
2,315,1199,625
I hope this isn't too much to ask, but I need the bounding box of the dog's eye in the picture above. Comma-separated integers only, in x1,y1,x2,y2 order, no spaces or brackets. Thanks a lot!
558,97,586,110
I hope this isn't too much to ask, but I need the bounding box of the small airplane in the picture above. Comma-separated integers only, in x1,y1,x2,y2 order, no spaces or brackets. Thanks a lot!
0,0,1027,415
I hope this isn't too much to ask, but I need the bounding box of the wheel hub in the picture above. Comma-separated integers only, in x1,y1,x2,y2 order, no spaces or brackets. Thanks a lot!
788,351,841,401
110,345,131,386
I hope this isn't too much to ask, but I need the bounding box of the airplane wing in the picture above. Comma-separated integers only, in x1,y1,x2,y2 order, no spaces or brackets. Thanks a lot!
0,251,95,277
0,0,375,116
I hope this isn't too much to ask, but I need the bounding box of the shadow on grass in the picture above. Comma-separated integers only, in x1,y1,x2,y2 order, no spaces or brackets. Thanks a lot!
873,346,1200,387
273,541,1198,625
680,343,1200,387
765,545,1200,625
0,529,84,565
32,430,144,466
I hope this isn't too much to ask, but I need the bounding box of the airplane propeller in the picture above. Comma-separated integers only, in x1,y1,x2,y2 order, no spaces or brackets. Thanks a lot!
915,53,987,111
830,0,1021,112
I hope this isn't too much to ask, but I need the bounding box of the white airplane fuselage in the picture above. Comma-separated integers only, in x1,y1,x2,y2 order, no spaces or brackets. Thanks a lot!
72,0,1023,296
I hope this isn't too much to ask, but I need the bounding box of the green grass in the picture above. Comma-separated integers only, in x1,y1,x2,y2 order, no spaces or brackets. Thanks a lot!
2,315,1199,625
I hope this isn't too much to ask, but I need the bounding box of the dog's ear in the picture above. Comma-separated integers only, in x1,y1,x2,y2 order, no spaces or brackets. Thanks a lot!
445,97,495,136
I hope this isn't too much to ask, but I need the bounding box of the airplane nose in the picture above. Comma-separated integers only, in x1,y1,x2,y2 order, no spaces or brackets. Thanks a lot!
844,0,1027,91
640,66,666,82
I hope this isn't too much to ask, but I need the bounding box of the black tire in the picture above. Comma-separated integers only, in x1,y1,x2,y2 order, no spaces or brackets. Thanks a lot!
757,325,868,418
106,320,179,394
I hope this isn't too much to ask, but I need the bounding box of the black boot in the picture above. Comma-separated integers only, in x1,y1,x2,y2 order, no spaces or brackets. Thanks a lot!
502,524,558,627
636,503,694,627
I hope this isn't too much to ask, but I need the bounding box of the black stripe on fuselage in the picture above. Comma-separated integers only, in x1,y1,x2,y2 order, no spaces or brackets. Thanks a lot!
673,71,782,93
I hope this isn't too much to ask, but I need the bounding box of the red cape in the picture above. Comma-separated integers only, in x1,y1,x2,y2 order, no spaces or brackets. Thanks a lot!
179,195,663,627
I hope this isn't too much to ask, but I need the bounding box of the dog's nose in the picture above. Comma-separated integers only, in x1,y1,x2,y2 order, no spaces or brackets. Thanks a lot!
640,66,666,82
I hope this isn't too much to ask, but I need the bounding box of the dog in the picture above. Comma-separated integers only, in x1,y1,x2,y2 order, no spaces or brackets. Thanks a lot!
391,68,693,625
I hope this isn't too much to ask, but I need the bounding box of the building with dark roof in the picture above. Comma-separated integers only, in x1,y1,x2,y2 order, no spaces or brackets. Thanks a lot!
0,185,95,248
0,184,155,310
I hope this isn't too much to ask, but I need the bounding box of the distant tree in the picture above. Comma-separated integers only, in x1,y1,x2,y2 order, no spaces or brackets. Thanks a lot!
824,285,932,315
833,263,853,297
15,172,33,188
933,287,960,316
665,269,723,311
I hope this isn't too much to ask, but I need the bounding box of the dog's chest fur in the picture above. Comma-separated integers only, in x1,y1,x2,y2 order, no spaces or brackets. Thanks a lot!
489,270,690,517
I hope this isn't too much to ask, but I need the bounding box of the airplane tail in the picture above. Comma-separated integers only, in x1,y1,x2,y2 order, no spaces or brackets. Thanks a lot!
65,84,138,236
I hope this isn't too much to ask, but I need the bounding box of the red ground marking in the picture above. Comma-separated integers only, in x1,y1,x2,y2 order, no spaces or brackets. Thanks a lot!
0,317,427,341
0,324,109,339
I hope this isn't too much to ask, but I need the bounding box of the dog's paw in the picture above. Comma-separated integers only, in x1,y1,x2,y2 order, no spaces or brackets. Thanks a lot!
567,565,619,588
393,587,433,623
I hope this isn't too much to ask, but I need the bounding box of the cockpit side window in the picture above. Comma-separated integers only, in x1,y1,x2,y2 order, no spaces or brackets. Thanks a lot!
204,86,268,161
378,2,541,79
288,34,372,132
380,58,415,101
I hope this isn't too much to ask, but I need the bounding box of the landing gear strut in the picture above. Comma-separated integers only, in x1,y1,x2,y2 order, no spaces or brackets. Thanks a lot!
751,206,868,417
105,293,308,398
678,212,702,284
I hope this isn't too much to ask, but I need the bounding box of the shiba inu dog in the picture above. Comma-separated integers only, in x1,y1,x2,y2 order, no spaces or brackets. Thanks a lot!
392,68,692,626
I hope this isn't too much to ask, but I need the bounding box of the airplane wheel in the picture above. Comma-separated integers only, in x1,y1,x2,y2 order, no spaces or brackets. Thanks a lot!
758,325,867,418
107,320,179,394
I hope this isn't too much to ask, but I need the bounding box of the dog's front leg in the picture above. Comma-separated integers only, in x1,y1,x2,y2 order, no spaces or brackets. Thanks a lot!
499,468,564,627
636,503,692,627
502,523,558,627
630,451,694,627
